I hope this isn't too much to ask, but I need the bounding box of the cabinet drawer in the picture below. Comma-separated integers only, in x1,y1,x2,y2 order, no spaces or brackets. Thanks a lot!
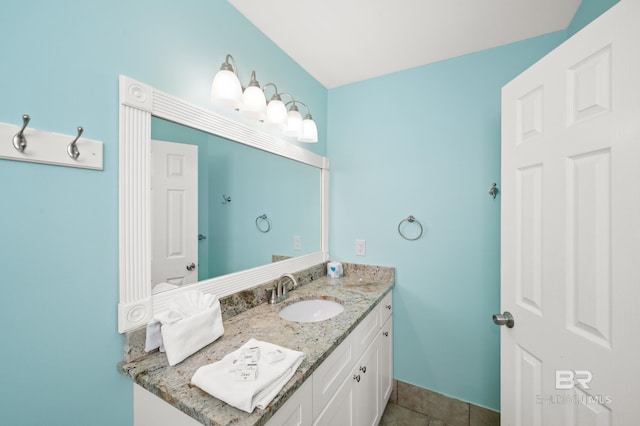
312,332,357,418
379,292,392,326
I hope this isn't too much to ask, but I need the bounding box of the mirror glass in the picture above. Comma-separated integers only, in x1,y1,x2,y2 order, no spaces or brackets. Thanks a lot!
149,117,322,294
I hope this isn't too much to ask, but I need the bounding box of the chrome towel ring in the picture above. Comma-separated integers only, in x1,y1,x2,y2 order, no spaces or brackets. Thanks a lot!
255,214,271,233
398,215,423,241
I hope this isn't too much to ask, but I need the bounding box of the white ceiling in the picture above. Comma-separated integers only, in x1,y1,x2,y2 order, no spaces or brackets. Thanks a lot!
228,0,582,88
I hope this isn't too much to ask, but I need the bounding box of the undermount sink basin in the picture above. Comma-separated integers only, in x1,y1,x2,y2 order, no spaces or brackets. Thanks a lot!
279,299,344,323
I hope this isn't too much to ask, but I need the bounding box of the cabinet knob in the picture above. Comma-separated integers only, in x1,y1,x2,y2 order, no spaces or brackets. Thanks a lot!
383,331,389,337
359,366,367,374
353,374,361,383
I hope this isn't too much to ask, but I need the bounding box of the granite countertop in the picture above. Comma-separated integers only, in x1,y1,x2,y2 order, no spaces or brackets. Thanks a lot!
118,274,394,426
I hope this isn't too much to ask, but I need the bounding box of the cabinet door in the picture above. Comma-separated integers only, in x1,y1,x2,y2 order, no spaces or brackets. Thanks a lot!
312,332,357,418
265,378,313,426
379,317,393,412
313,374,355,426
353,339,379,426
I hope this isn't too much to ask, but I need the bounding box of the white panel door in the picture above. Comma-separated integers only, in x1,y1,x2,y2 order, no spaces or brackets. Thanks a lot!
151,140,198,290
500,1,640,425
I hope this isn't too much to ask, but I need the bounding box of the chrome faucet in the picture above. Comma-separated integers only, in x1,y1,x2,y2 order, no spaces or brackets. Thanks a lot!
270,273,298,304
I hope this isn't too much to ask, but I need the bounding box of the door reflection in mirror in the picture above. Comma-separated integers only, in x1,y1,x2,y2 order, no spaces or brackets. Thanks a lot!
150,117,322,294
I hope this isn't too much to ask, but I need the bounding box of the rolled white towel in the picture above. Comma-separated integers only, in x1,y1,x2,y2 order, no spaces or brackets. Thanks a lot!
191,338,305,413
145,291,224,366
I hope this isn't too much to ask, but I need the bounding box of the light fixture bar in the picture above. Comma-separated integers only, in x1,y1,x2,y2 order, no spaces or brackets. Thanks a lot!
211,54,318,143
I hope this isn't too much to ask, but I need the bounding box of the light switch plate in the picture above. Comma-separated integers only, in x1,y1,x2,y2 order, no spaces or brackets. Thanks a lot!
355,239,366,256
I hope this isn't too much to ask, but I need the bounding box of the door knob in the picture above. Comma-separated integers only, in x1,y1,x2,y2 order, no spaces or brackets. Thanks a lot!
492,311,514,328
186,263,196,271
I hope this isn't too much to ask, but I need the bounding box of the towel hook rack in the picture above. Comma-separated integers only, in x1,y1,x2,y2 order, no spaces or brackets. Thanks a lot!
398,215,423,241
12,114,30,152
255,214,271,233
67,127,83,160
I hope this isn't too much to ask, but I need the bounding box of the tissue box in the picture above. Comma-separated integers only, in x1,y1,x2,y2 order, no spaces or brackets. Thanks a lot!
327,261,344,278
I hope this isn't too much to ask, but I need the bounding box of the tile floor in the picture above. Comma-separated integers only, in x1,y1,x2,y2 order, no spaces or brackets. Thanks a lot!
386,380,501,426
380,402,434,425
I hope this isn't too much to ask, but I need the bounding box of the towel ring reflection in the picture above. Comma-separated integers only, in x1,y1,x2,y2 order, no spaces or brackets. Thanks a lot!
398,215,423,241
255,214,271,233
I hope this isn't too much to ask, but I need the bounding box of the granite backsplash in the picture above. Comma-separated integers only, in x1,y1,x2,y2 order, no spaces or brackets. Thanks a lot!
122,261,394,363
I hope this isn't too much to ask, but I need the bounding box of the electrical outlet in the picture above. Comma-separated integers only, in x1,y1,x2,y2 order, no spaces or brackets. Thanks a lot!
355,239,366,256
293,235,302,250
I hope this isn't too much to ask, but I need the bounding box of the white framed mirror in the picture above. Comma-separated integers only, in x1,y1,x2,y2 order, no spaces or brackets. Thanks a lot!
118,76,329,333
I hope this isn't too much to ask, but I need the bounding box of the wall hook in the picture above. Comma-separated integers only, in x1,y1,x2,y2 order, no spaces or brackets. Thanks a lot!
12,114,30,152
67,127,83,160
488,183,499,199
222,194,231,204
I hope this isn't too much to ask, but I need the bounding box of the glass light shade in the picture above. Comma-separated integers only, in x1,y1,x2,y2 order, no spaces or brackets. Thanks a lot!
240,86,266,120
265,99,288,128
283,109,303,137
298,117,318,143
211,69,242,109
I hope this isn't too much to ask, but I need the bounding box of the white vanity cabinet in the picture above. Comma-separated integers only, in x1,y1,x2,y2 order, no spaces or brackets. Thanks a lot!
133,292,393,426
313,292,393,426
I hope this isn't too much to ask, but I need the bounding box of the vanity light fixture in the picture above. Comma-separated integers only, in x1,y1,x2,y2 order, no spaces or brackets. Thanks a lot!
211,55,243,109
239,70,267,121
283,101,303,137
211,53,319,143
263,84,288,129
299,108,318,143
284,100,318,143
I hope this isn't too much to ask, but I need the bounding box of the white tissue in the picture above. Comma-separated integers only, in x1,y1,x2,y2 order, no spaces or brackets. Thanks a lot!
327,261,344,278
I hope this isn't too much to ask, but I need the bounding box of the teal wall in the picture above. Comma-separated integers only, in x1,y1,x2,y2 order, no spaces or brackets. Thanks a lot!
568,0,620,37
0,1,326,425
327,0,618,411
327,32,566,411
0,0,618,423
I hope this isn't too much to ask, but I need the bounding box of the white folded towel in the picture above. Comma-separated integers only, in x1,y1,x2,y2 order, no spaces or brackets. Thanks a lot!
145,291,224,366
152,282,180,294
191,338,305,413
